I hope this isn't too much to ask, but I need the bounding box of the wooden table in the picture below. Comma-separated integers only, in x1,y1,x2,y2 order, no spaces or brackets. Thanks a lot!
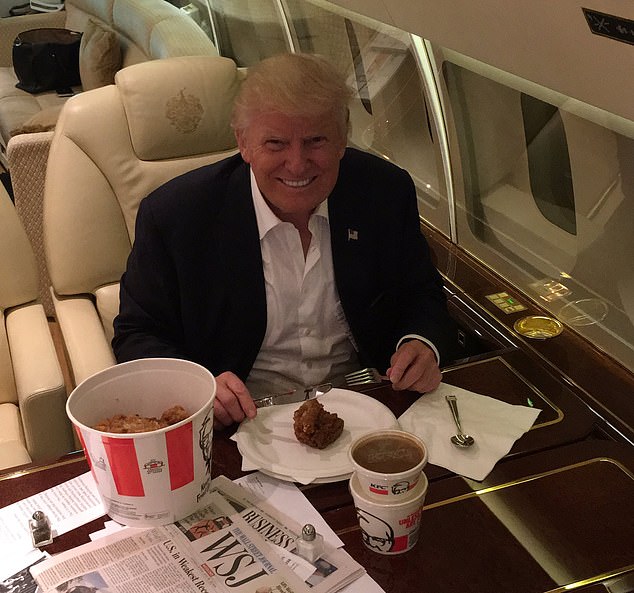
1,376,631,593
322,440,634,593
2,440,633,593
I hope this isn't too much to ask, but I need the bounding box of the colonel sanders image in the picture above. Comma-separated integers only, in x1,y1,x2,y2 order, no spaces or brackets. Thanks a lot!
391,480,411,495
198,413,213,478
356,507,394,552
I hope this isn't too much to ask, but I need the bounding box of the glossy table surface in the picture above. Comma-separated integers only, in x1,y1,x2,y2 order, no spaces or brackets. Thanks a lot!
424,223,634,445
4,217,633,592
322,440,634,593
2,367,632,593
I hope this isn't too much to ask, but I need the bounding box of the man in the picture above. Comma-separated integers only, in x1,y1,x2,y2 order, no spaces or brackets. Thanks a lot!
113,53,459,428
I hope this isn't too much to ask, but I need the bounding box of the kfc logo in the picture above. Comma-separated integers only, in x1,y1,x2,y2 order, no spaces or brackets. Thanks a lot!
144,459,165,474
369,482,388,495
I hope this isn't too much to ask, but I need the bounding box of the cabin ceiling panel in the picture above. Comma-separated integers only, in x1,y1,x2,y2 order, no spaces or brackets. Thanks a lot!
324,0,634,122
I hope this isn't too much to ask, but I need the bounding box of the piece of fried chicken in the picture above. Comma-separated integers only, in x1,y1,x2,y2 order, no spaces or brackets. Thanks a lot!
293,399,344,449
93,405,188,433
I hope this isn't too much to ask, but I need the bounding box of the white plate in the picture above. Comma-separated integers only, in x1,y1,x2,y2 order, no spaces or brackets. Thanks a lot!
237,445,353,484
258,467,352,485
234,389,399,483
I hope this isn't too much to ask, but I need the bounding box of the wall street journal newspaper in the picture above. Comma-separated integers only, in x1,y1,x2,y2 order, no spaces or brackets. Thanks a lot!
30,476,364,593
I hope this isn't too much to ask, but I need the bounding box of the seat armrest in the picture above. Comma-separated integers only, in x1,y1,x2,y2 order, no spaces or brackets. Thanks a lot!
6,302,74,462
0,403,31,468
95,282,120,344
52,291,116,386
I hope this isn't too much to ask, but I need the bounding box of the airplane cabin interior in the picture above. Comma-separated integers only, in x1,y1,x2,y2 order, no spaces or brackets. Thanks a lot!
0,2,633,591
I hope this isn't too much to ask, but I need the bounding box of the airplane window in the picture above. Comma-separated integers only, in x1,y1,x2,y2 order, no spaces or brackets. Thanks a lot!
282,0,450,235
443,63,578,239
165,0,634,369
521,93,576,236
183,0,289,66
439,55,634,370
166,1,215,45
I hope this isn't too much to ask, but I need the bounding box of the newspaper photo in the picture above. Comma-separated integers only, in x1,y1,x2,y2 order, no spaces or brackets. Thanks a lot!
30,476,364,593
1,555,46,593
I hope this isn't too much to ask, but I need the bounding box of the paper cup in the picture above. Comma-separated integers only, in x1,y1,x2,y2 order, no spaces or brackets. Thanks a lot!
349,429,428,500
66,358,216,527
349,471,428,554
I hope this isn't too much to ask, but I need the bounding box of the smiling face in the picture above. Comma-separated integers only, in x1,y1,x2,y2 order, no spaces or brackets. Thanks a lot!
236,110,346,227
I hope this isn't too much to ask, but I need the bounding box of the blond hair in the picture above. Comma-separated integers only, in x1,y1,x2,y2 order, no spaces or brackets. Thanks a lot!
231,53,351,139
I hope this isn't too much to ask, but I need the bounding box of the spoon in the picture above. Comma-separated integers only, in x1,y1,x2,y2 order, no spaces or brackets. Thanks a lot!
445,395,475,448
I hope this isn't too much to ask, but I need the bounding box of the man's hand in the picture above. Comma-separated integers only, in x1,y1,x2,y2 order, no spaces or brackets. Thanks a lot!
386,340,441,393
213,371,257,428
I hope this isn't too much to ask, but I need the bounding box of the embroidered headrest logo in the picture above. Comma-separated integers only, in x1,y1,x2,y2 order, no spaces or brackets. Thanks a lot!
165,89,204,134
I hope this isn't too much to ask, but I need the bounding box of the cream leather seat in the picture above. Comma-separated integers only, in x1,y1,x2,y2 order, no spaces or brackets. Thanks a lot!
0,187,73,470
43,56,243,386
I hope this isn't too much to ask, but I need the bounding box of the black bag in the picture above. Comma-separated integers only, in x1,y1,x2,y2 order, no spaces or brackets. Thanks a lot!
13,28,82,94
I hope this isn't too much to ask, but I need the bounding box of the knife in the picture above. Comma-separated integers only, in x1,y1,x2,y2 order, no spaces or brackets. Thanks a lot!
253,383,333,408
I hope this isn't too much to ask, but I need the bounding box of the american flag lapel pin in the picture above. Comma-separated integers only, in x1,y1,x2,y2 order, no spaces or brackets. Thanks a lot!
347,228,358,241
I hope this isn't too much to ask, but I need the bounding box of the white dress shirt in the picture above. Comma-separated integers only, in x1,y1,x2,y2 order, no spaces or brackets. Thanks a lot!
245,170,360,394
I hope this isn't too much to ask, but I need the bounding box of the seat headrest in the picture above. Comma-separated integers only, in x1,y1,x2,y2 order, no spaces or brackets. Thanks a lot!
114,56,242,161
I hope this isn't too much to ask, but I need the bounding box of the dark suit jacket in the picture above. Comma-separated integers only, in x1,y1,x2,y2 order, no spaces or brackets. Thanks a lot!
113,148,458,378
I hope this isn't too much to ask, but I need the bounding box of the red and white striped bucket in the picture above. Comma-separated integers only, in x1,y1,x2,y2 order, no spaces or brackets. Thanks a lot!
66,358,216,527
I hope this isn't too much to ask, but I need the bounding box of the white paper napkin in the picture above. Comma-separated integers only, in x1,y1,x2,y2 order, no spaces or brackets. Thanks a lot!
232,432,330,485
398,382,541,481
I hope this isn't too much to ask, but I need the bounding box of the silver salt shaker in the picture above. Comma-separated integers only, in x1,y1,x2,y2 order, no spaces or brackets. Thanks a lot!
295,523,324,562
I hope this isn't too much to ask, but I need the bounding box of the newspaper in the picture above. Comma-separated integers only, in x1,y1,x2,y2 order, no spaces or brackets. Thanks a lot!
1,554,46,593
30,476,364,593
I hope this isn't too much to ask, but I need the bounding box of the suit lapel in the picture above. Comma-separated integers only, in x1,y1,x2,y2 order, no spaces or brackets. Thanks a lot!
328,164,374,297
198,164,267,375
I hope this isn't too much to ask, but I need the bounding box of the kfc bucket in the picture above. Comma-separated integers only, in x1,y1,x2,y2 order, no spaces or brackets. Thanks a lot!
66,358,216,527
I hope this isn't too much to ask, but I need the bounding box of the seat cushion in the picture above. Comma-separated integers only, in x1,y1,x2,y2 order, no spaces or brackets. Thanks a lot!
0,67,75,147
0,67,29,101
10,104,63,135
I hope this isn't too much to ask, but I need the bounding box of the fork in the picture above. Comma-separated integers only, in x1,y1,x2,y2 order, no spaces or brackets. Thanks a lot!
344,367,385,386
254,369,383,407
